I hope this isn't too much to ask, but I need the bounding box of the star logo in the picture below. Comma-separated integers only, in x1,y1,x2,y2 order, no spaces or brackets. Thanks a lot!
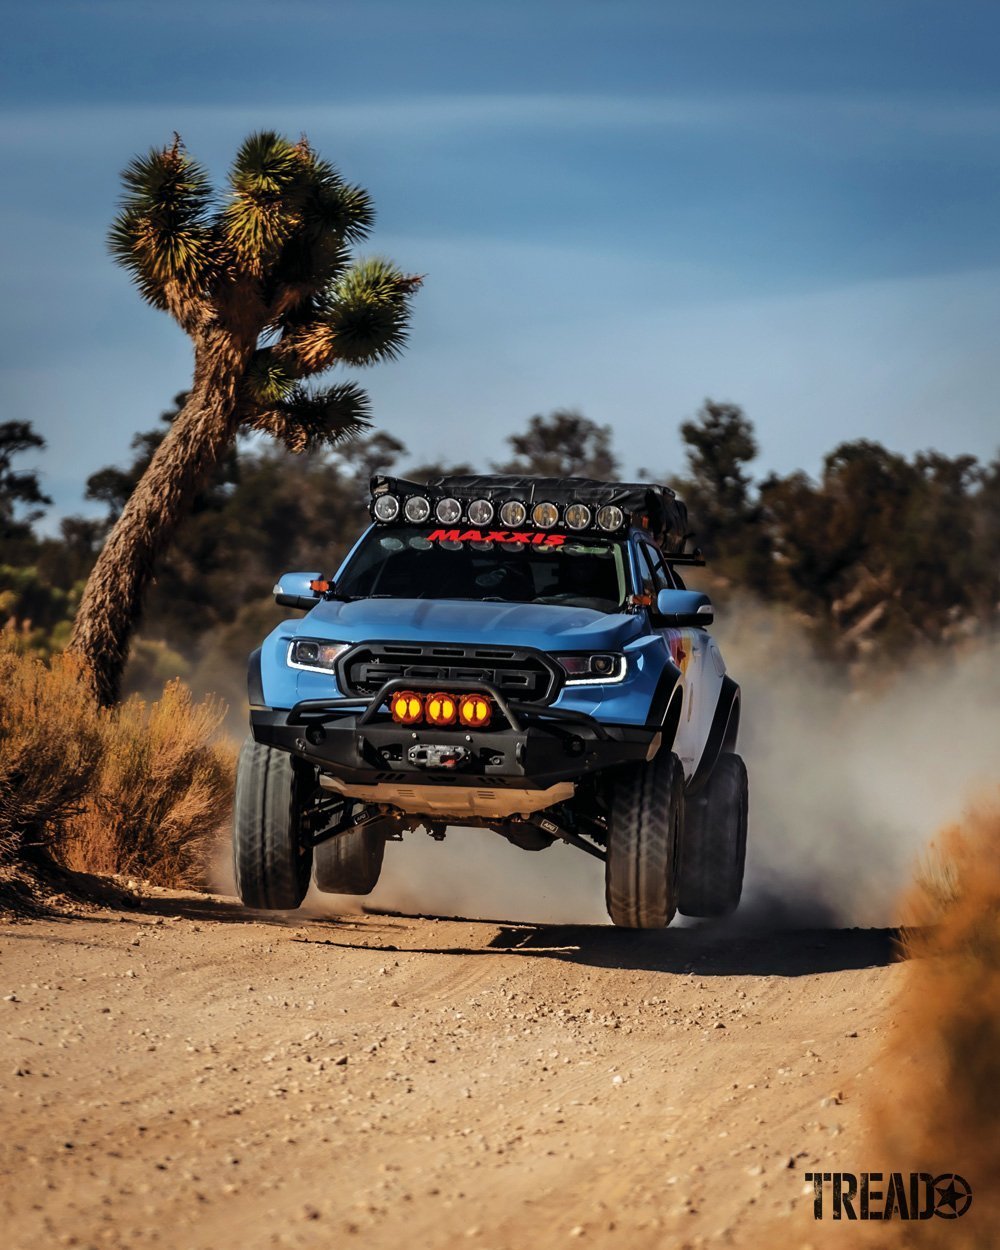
933,1173,973,1219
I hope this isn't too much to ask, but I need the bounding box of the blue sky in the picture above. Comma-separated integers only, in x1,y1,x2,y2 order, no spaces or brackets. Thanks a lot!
2,0,999,520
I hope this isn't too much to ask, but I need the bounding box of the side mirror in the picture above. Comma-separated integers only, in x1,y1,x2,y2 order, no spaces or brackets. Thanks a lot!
273,571,324,610
655,588,714,627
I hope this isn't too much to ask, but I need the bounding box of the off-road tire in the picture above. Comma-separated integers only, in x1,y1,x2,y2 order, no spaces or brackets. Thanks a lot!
678,752,748,918
605,751,685,929
233,738,312,910
313,820,387,895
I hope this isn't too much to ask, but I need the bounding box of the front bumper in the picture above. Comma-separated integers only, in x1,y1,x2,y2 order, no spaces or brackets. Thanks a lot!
251,678,658,792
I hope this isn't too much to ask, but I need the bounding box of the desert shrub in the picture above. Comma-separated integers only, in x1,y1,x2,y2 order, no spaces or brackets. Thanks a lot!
0,631,103,877
0,635,236,900
59,680,236,889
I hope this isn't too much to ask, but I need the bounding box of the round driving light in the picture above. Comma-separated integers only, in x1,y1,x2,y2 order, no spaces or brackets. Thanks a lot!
532,501,559,529
390,690,424,725
435,497,462,524
467,498,494,526
596,504,625,532
458,693,493,728
564,502,592,531
425,692,458,726
373,494,400,522
404,495,431,523
499,500,527,527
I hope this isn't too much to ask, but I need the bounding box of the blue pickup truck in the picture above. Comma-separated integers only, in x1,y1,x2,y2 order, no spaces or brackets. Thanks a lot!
233,474,747,928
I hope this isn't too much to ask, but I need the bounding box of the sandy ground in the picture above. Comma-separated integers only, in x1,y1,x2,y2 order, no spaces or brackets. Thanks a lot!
0,881,904,1250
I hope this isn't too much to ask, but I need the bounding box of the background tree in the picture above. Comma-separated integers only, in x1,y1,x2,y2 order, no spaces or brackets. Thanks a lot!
673,400,759,552
68,131,421,704
0,422,51,553
492,409,619,478
653,399,771,589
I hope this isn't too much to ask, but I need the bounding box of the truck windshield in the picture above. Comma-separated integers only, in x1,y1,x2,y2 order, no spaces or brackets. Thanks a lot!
336,527,628,613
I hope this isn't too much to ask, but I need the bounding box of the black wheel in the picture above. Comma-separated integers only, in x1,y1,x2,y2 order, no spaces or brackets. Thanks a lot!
313,818,387,895
232,738,312,910
605,751,685,929
678,752,748,918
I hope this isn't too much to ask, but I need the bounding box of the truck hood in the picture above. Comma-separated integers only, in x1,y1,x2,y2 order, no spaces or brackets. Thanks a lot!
302,596,643,651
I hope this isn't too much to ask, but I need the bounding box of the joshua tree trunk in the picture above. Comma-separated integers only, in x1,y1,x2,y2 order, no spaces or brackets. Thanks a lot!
69,333,254,705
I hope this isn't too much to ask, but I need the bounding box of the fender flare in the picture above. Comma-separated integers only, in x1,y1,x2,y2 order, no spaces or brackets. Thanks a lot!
687,675,740,794
248,647,265,708
645,660,682,747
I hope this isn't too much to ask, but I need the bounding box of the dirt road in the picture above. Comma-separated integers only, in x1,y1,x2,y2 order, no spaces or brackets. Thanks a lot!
1,889,901,1250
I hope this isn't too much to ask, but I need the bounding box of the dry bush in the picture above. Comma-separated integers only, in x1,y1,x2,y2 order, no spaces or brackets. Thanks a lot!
870,792,1000,1247
0,632,103,888
0,635,236,901
59,680,236,889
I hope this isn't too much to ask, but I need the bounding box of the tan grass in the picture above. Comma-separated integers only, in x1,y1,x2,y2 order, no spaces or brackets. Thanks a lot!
0,633,236,901
0,632,103,874
59,680,236,889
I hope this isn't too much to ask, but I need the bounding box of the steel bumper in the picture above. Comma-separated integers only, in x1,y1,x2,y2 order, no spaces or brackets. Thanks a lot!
250,678,658,791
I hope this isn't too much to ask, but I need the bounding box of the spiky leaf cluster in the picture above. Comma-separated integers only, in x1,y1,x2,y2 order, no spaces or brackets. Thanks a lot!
108,138,216,310
108,131,421,451
248,382,372,453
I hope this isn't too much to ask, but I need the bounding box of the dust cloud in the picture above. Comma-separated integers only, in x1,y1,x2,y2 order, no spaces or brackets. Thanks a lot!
723,604,1000,928
274,604,1000,929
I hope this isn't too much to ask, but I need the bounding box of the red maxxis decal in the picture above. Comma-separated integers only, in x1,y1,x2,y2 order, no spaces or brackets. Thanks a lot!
426,529,566,546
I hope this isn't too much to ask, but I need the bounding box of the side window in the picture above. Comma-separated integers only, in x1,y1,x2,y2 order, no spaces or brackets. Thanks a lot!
634,543,657,596
639,543,672,593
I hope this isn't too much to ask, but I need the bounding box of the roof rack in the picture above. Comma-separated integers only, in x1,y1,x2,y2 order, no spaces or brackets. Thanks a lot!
369,473,692,553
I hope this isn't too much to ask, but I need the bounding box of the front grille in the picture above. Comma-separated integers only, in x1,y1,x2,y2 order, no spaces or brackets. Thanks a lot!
338,641,561,705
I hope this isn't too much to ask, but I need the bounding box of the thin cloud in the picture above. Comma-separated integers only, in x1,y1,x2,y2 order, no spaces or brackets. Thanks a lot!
3,92,1000,151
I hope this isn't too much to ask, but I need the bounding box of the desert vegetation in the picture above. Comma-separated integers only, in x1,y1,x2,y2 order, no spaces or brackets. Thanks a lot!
0,633,233,908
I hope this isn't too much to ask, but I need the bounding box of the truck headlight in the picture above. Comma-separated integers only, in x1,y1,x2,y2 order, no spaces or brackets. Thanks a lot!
556,653,626,684
288,639,348,672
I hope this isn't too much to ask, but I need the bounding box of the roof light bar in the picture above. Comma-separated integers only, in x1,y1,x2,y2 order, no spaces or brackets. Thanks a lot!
373,494,400,522
499,500,527,527
564,502,592,531
404,495,431,523
368,473,689,550
435,497,462,524
467,498,494,526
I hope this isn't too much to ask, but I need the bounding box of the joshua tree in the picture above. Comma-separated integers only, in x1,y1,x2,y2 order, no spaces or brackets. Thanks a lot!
69,132,421,703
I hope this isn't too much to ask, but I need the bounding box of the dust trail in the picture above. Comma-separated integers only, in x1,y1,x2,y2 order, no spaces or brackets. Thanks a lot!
867,795,1000,1245
313,831,609,926
722,604,1000,927
236,604,1000,928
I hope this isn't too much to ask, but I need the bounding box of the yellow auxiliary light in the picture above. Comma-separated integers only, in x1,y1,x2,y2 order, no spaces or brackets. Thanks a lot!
458,693,493,728
390,690,424,725
425,692,459,726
